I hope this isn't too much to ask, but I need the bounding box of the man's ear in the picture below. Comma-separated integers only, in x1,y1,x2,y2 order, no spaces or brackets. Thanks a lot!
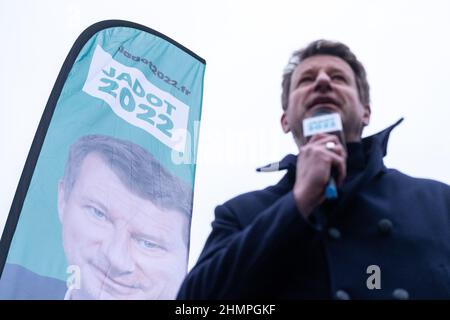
281,112,290,133
57,180,66,223
362,104,371,126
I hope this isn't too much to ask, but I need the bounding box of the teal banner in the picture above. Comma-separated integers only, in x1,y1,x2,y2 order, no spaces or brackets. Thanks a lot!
0,20,205,299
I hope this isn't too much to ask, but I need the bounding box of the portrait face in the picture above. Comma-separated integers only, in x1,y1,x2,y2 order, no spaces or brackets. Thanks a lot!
57,153,188,299
281,54,371,145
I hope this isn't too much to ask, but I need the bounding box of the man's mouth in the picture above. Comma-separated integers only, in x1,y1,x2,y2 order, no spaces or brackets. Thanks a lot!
307,96,341,113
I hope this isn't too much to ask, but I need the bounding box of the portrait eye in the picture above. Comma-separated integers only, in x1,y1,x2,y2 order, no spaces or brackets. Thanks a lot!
87,206,107,221
135,237,164,251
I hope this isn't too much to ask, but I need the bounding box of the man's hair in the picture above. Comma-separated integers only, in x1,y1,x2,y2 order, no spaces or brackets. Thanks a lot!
62,135,193,220
281,39,370,110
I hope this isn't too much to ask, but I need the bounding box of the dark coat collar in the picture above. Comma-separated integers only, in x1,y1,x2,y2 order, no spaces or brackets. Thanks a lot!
256,118,404,173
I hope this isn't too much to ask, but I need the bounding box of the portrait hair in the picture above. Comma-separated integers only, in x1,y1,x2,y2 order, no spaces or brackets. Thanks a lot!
61,134,193,221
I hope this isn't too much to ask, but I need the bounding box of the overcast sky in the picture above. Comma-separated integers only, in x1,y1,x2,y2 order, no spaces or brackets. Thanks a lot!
1,0,449,269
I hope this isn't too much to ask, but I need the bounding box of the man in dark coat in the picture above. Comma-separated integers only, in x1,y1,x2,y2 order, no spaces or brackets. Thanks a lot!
177,40,450,300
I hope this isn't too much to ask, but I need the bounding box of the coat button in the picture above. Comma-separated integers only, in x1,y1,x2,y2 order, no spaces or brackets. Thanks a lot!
335,290,350,300
328,227,341,240
378,219,393,234
392,288,409,300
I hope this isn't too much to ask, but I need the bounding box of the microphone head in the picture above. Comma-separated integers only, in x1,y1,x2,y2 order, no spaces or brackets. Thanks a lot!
311,107,335,117
302,108,343,138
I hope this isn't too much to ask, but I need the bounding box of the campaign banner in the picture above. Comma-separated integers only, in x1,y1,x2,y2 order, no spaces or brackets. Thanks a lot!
0,20,206,300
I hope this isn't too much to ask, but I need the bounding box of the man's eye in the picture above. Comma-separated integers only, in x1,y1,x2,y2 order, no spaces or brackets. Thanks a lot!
88,206,107,221
298,77,313,85
331,74,346,82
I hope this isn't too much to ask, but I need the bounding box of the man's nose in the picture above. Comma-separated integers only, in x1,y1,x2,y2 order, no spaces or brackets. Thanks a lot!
314,71,332,93
102,228,135,276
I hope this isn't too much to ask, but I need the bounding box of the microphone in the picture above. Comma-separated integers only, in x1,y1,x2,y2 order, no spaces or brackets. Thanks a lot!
302,109,346,199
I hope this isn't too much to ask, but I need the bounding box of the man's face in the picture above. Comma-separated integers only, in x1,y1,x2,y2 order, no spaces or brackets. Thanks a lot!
58,153,188,300
281,54,371,146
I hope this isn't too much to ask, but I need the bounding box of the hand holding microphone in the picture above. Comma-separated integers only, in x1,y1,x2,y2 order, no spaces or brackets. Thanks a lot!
293,110,347,218
303,111,346,200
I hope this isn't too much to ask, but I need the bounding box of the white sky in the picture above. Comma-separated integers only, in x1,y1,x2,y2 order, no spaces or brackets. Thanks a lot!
1,0,449,270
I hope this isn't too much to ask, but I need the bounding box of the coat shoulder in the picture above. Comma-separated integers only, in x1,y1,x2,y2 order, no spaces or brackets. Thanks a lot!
384,168,450,194
218,175,292,226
